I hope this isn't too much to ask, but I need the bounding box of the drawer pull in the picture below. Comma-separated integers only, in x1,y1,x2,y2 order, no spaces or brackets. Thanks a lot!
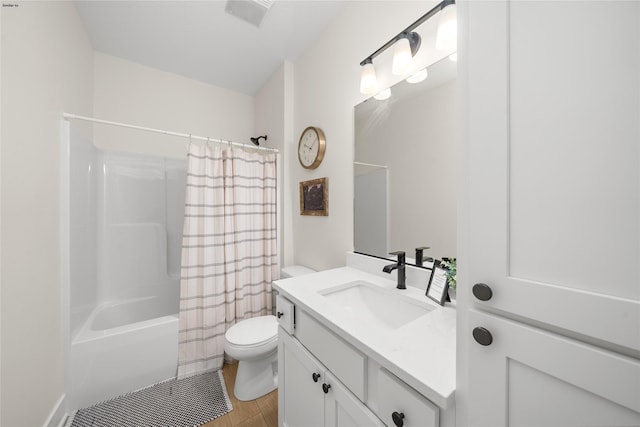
472,283,493,301
473,327,493,346
312,372,320,383
392,411,405,427
277,311,284,318
322,383,331,394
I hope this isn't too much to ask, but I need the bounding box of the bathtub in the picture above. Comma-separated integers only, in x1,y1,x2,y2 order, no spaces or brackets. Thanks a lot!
69,291,179,410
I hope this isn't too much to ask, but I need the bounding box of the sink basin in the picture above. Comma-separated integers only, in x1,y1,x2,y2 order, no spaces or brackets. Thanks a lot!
319,281,433,329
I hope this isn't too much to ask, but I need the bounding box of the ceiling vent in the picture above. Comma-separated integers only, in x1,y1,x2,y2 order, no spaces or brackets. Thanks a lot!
225,0,274,28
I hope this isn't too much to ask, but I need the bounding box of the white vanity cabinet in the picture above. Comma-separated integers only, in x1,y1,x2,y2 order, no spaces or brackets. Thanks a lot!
278,329,385,427
376,368,439,427
276,292,442,427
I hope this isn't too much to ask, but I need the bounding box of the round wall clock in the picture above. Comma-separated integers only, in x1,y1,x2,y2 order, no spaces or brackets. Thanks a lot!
298,126,326,169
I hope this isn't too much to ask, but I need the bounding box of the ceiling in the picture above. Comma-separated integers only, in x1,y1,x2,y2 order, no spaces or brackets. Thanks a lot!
75,0,348,96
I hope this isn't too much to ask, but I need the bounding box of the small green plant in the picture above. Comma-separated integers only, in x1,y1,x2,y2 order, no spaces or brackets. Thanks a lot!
441,258,457,289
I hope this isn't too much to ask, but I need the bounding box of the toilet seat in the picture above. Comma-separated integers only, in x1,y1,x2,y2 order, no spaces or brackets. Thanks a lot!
224,315,278,361
225,315,278,347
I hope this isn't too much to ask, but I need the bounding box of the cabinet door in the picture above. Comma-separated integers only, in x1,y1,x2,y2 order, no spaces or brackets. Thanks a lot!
376,368,438,427
467,310,640,426
279,329,325,427
324,371,385,427
462,0,639,349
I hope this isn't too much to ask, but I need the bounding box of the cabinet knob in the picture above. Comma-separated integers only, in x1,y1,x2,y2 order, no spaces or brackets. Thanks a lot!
277,311,284,318
473,327,493,346
312,372,320,383
472,283,493,301
391,411,405,427
322,383,331,394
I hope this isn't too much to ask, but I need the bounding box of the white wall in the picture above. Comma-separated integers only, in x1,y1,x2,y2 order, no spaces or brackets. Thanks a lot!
1,2,94,426
93,52,255,159
291,1,452,271
254,61,295,268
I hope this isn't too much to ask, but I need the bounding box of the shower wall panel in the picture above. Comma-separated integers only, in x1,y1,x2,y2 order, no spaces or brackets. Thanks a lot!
69,139,186,339
69,129,99,339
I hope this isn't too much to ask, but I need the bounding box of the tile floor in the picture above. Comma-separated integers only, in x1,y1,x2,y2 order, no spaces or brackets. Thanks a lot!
203,362,278,427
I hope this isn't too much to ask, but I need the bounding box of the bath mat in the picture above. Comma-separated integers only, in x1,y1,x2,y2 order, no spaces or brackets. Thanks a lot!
68,370,233,427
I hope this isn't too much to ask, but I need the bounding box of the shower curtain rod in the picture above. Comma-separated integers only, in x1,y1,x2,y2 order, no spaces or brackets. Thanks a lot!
63,113,279,154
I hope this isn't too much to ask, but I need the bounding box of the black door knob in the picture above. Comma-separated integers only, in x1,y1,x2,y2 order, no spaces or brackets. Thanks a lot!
472,283,493,301
312,372,320,383
322,383,331,394
277,311,284,318
473,327,493,346
392,411,405,427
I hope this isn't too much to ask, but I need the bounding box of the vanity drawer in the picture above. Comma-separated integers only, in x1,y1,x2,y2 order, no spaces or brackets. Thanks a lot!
377,368,439,427
275,294,295,335
295,309,367,401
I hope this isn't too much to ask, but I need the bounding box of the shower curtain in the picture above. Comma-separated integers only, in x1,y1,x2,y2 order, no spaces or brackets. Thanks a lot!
177,143,278,379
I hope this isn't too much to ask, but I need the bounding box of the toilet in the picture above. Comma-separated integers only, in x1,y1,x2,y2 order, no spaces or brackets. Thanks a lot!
224,265,315,401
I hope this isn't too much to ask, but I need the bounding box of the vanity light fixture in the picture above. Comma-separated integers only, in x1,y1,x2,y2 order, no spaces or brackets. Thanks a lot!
360,58,378,96
392,32,421,76
359,0,456,95
373,88,392,101
406,68,428,84
436,0,457,51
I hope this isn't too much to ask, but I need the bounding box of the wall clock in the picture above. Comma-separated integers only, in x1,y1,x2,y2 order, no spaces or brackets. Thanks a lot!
298,126,326,169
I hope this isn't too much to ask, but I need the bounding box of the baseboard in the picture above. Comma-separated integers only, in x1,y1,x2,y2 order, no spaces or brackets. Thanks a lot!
42,393,68,427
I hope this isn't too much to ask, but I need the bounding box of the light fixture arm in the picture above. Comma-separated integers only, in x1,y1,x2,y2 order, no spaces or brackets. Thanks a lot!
359,0,454,67
402,31,422,57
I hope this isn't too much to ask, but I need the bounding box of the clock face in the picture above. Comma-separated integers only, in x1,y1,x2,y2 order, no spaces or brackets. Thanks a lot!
298,127,325,169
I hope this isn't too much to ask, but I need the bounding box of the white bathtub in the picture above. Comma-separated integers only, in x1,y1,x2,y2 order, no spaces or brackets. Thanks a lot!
69,292,179,410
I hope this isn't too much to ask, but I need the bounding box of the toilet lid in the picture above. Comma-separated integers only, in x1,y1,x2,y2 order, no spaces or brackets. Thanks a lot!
225,315,278,347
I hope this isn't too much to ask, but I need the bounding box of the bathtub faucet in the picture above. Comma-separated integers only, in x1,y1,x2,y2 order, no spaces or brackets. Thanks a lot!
383,251,406,290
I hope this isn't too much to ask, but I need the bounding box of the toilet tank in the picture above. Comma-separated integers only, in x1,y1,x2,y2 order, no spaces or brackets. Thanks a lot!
281,265,316,279
271,265,315,315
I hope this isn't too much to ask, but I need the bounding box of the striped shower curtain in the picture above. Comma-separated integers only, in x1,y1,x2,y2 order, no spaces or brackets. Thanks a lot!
177,143,279,379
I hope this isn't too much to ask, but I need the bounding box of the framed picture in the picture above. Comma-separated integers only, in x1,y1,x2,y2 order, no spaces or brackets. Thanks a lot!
300,177,328,216
426,260,450,306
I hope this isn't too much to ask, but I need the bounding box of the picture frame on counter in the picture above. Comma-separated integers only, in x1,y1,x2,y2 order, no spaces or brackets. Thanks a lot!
426,260,450,305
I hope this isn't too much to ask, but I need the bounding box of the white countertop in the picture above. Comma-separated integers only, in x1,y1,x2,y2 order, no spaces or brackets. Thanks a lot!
273,265,456,409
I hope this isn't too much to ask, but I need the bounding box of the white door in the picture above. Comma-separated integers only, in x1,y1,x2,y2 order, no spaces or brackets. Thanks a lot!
459,1,640,425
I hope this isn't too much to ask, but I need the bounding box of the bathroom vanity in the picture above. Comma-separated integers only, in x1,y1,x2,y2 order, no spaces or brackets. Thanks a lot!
273,253,456,427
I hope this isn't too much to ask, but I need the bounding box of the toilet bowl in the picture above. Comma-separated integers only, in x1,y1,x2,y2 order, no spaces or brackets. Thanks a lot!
223,265,315,401
224,315,278,401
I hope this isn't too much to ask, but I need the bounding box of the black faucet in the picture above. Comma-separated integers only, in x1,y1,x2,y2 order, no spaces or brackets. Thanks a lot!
383,251,406,289
415,246,430,267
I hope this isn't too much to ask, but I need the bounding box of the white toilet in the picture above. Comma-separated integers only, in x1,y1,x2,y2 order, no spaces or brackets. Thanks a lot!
224,265,315,401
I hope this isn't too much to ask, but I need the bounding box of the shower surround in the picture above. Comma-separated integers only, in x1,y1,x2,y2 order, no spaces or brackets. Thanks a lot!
66,126,186,410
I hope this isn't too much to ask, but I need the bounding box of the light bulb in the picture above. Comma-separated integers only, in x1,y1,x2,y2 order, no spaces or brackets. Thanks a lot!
436,3,457,51
360,61,378,95
406,68,428,84
374,88,391,101
392,36,412,76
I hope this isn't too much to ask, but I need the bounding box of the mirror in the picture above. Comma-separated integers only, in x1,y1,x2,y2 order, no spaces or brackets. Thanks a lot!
354,56,457,266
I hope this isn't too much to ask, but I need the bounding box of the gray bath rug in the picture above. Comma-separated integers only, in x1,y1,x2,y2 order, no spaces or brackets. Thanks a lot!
68,370,233,427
